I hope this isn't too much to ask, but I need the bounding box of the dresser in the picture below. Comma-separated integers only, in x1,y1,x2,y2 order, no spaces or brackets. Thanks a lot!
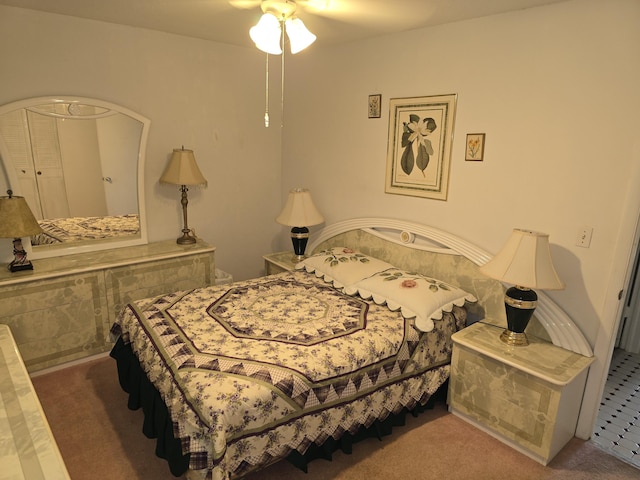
448,322,593,465
0,240,215,372
0,324,71,479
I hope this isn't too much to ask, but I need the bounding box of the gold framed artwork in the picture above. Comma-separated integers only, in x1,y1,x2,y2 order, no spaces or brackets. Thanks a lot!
368,94,381,118
385,94,457,200
465,133,485,161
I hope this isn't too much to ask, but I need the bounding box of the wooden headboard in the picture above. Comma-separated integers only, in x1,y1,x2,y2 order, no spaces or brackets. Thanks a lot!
309,218,593,357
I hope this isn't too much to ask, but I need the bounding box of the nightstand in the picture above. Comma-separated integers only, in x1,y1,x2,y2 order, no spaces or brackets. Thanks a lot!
263,251,299,275
448,322,593,465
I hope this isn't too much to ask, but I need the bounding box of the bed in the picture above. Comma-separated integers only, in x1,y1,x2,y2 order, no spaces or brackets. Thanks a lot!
109,218,590,480
31,213,140,245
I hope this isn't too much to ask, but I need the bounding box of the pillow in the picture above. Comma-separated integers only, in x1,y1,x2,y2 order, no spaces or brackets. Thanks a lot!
351,268,477,332
297,247,394,289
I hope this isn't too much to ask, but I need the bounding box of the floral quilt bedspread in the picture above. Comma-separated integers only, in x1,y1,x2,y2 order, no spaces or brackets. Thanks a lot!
113,270,466,479
31,213,139,245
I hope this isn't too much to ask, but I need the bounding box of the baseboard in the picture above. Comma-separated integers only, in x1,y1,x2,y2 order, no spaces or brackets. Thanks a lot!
29,351,110,378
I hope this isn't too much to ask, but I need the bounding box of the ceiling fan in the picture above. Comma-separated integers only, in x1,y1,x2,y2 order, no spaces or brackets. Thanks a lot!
237,1,326,128
229,0,437,128
229,0,330,17
228,0,435,33
247,0,319,55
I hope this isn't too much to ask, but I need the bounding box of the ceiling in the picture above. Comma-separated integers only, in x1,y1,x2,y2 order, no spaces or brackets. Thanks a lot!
0,0,568,49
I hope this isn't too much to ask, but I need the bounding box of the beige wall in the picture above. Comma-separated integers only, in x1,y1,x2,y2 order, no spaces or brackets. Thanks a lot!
281,0,640,437
1,0,639,440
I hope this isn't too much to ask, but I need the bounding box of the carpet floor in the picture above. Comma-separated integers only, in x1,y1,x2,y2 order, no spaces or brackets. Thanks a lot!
30,356,640,480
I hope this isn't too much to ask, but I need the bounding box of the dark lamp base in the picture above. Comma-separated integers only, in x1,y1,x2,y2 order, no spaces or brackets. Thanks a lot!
501,285,538,347
290,226,310,262
9,261,34,272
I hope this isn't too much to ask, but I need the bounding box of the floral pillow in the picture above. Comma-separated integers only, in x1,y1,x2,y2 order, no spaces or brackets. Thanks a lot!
297,247,394,289
351,268,477,332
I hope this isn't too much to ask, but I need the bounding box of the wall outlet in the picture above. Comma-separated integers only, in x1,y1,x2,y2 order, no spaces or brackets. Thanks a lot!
576,226,593,248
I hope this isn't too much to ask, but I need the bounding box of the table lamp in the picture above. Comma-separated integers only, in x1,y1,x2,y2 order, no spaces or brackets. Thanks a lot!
160,147,207,245
276,188,324,262
0,190,43,272
479,229,564,346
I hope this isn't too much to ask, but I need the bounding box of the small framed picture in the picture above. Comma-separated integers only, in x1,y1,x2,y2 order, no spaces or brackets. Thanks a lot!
368,94,381,118
465,133,485,161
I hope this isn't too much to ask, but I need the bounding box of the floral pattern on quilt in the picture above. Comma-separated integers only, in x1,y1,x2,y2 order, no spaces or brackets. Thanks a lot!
114,270,466,480
208,278,368,345
31,214,139,245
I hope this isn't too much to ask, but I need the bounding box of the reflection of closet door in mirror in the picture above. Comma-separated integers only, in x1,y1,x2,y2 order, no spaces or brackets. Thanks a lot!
0,109,44,218
26,110,70,219
56,114,107,217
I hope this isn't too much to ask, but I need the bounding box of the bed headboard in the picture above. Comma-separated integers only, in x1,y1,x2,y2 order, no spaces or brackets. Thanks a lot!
309,218,593,357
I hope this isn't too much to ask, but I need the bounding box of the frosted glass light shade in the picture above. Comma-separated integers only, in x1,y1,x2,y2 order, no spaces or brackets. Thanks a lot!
159,148,207,186
480,229,564,290
285,17,316,54
276,188,324,227
250,13,283,55
0,195,42,238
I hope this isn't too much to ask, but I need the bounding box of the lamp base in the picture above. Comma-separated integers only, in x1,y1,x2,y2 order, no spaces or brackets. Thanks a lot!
8,238,34,272
176,185,196,245
500,329,529,346
500,285,538,347
9,262,34,272
290,226,309,263
177,230,196,245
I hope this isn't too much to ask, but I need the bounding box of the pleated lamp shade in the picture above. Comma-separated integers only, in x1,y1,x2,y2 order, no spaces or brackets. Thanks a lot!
160,148,207,186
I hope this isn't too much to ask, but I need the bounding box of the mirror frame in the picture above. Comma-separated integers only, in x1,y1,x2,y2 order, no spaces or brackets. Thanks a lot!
0,96,150,259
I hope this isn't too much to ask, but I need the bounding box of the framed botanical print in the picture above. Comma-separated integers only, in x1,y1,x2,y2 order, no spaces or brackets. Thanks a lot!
465,133,485,161
368,94,381,118
385,94,457,200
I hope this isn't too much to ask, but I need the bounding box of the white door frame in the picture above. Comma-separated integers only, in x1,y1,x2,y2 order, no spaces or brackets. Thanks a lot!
575,162,640,439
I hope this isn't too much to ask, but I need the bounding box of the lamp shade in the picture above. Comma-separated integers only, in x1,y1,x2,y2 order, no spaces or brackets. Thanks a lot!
159,148,207,186
250,13,283,55
479,229,564,290
276,188,324,227
285,17,316,54
0,195,42,238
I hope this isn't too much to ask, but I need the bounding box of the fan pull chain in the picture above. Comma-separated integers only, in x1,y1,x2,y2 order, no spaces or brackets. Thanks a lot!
280,18,285,128
264,52,270,127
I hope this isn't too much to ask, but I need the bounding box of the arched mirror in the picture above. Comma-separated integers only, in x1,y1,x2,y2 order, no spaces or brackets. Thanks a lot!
0,96,149,259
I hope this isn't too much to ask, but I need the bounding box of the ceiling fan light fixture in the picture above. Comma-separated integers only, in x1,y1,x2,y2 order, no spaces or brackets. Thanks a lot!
285,17,316,54
250,13,283,54
251,0,317,128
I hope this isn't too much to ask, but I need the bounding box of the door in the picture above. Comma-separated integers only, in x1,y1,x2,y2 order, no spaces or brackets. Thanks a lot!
617,238,640,354
0,109,43,218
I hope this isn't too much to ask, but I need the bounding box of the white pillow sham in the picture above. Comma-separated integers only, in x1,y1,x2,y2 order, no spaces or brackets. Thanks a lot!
297,247,394,289
350,268,477,333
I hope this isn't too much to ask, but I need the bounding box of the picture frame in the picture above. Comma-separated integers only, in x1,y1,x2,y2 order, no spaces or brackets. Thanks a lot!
465,133,485,161
385,94,457,200
368,94,381,118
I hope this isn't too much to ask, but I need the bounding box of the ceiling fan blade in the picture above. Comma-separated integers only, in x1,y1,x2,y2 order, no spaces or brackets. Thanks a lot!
228,0,262,10
301,0,437,30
